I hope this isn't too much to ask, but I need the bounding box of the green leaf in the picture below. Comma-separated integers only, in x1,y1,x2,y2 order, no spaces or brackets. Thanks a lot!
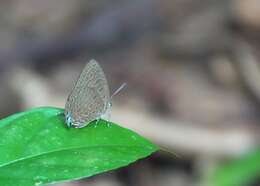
211,150,260,186
0,107,158,186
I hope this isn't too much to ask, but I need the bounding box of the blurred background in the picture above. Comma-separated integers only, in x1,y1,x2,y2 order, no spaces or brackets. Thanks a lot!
0,0,260,185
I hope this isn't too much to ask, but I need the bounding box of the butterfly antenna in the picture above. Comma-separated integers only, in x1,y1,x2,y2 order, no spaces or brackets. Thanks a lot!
111,82,127,100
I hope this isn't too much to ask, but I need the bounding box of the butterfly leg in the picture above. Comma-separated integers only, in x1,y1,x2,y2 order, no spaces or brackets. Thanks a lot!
94,119,99,128
106,118,111,127
102,118,110,127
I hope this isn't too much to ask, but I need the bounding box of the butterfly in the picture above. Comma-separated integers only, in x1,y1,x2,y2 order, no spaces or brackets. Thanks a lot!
64,59,125,128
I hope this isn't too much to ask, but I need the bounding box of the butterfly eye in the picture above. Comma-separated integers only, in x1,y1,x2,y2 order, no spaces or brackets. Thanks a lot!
65,113,72,127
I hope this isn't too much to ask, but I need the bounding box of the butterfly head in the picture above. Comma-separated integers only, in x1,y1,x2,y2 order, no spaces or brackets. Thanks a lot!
65,111,86,128
65,112,73,128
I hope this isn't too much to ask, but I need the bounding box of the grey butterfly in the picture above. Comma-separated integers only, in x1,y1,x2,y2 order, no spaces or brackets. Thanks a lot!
64,59,125,128
64,60,111,128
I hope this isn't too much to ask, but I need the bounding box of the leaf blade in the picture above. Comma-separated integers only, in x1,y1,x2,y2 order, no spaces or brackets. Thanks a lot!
0,107,158,185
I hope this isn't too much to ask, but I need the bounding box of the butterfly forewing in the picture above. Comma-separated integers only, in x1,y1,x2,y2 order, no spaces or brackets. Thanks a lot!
65,60,110,128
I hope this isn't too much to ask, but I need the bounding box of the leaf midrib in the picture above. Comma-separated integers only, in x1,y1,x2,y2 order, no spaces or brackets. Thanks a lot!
0,144,155,169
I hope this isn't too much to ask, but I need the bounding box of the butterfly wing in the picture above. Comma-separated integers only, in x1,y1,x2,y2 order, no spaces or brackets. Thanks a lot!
65,59,110,128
